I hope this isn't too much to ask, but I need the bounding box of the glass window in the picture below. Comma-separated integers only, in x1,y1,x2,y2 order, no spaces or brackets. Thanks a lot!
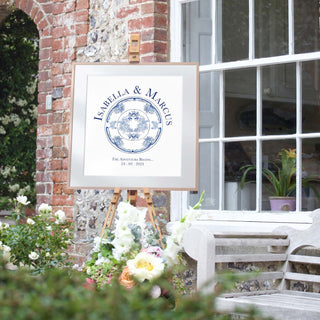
173,0,320,213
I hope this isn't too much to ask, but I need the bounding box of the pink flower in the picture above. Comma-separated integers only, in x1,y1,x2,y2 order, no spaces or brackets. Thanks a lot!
141,246,163,257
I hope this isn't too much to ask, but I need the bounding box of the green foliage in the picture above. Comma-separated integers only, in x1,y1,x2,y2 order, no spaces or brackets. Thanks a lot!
0,198,73,274
0,9,39,210
240,148,320,199
0,262,269,320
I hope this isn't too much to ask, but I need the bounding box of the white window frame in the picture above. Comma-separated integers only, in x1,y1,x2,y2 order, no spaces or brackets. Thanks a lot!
170,0,320,221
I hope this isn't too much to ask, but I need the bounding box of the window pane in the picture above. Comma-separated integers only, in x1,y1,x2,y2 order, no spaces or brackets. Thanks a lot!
225,141,256,210
302,61,320,134
302,139,320,211
199,71,220,139
295,0,320,54
189,142,219,210
262,140,296,211
225,68,256,137
221,0,249,62
262,63,296,135
182,0,212,65
255,0,288,58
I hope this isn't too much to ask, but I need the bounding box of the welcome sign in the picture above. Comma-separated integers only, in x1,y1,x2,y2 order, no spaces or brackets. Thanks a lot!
69,63,198,190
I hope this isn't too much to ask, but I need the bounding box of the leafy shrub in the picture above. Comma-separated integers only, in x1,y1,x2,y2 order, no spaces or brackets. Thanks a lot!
0,262,268,320
0,196,73,273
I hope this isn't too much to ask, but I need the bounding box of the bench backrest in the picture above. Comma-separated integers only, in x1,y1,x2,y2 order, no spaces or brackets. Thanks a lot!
183,209,320,293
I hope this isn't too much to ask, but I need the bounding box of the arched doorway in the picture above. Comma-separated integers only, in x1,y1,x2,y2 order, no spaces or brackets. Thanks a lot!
0,9,39,211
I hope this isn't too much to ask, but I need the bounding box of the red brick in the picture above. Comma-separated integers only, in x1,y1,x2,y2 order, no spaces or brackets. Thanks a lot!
52,99,70,111
36,160,46,171
154,41,167,54
38,18,48,31
75,10,89,22
62,158,69,170
38,59,52,70
25,0,33,15
129,0,142,4
20,0,27,10
38,80,52,93
42,3,53,14
50,160,63,170
75,34,87,47
128,18,142,31
37,114,49,125
53,39,63,51
52,146,68,158
38,125,53,136
53,183,63,194
39,48,51,60
40,37,53,49
155,2,167,14
52,195,74,206
141,3,154,15
154,28,167,41
140,42,154,54
52,26,64,39
52,171,68,183
37,195,52,205
155,14,167,28
52,63,64,75
37,137,47,149
30,6,39,19
75,23,88,35
36,183,46,194
63,185,74,195
34,10,44,25
142,16,154,28
76,0,89,10
53,74,72,87
53,136,62,147
52,123,70,135
117,6,139,19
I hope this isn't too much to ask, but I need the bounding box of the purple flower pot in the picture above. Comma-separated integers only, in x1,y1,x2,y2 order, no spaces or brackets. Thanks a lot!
269,197,296,211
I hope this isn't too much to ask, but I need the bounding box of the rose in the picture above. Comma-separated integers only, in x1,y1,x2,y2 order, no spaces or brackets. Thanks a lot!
55,210,66,224
16,195,30,205
26,218,35,225
127,251,164,282
39,203,52,215
28,251,39,260
119,266,135,289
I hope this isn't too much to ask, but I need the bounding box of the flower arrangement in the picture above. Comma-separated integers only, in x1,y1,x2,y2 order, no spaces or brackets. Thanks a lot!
0,195,73,273
240,148,320,199
84,192,204,293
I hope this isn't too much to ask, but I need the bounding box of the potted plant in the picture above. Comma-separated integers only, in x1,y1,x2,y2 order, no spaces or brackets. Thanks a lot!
240,148,320,211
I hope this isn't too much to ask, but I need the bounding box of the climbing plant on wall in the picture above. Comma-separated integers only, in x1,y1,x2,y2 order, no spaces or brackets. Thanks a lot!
0,9,39,210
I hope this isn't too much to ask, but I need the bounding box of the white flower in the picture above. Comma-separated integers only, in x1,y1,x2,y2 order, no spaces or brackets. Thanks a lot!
46,225,52,231
127,251,164,282
8,184,20,192
45,252,51,257
28,251,39,260
0,222,9,230
55,210,66,223
27,218,35,225
16,195,30,206
2,245,11,261
0,126,6,135
162,238,181,266
39,203,52,215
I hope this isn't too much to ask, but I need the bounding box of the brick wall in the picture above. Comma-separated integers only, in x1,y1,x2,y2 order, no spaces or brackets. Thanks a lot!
1,0,170,264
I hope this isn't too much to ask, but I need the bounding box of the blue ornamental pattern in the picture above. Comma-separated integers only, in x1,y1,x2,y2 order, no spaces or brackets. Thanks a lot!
105,97,162,153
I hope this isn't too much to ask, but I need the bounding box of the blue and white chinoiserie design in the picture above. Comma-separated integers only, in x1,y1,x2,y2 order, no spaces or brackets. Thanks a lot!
105,97,163,153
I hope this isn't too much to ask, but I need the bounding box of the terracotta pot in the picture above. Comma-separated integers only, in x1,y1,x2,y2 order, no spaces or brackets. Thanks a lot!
269,197,296,211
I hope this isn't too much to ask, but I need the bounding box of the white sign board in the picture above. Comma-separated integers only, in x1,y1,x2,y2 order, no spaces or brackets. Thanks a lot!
69,63,199,190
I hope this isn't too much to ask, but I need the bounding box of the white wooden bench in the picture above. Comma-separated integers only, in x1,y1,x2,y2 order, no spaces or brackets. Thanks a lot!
183,209,320,320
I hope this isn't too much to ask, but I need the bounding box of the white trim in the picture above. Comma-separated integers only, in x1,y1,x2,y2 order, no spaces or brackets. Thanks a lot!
288,0,294,55
296,61,302,211
200,51,320,73
256,66,262,211
249,0,255,60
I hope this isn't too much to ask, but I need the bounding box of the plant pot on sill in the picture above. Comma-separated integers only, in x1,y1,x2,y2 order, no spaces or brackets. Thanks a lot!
269,196,296,212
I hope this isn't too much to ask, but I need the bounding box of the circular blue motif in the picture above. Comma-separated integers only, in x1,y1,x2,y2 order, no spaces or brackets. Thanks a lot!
105,97,162,153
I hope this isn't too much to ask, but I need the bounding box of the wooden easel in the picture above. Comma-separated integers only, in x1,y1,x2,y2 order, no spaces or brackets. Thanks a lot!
99,34,163,247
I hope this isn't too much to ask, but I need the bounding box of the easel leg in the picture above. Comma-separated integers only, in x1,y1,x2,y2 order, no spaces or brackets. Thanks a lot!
100,188,121,237
144,188,164,247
